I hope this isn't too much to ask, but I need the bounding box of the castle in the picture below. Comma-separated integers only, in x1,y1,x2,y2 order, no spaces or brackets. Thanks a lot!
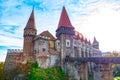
4,6,101,76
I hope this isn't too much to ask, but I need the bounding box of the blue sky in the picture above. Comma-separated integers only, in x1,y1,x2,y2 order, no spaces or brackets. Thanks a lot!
1,0,120,62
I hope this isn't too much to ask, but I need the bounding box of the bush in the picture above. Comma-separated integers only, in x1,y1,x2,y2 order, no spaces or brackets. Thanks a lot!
27,67,66,80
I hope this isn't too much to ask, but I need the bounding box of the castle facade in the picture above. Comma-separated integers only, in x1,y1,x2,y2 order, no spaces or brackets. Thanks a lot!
4,7,101,74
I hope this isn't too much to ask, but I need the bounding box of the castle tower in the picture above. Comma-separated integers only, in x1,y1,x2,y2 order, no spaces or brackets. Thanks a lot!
23,8,37,55
92,37,99,49
92,37,101,57
56,7,75,67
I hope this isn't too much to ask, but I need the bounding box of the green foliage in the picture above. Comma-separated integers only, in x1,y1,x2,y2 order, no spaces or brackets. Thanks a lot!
27,67,66,80
32,61,38,68
113,66,120,77
2,61,66,80
88,76,94,80
114,77,120,80
0,62,5,80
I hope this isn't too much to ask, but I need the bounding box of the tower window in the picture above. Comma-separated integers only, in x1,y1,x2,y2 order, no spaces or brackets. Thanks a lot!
58,42,60,46
56,40,60,46
66,39,70,47
42,48,46,52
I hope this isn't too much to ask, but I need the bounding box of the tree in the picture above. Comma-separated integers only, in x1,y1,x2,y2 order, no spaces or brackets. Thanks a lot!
113,66,120,77
108,51,120,70
15,60,36,79
0,62,5,80
27,67,66,80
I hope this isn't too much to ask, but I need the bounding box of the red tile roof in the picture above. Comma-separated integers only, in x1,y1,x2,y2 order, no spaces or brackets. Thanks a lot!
56,7,74,31
40,30,55,40
84,37,87,43
40,30,46,35
76,34,81,40
75,31,84,41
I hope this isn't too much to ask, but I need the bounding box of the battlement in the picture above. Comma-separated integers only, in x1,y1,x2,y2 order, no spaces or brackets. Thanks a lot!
7,49,23,53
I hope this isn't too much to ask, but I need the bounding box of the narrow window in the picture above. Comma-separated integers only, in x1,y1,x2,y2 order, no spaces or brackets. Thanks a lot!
66,40,70,47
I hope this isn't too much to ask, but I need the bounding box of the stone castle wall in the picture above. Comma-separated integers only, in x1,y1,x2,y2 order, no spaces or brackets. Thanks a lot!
4,49,23,72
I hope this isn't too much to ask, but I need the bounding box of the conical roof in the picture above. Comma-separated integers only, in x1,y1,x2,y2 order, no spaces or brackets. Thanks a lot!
75,31,84,41
93,37,98,43
88,40,91,45
56,7,74,31
24,8,36,30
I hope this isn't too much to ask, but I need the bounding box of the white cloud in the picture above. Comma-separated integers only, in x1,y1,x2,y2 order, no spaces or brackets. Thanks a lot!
0,50,7,62
0,35,23,47
72,1,120,51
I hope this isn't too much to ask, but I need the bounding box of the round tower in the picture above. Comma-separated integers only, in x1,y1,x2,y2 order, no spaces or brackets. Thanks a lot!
23,8,37,55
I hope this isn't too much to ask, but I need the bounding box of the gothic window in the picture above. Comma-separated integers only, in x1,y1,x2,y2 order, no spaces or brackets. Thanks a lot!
66,39,70,47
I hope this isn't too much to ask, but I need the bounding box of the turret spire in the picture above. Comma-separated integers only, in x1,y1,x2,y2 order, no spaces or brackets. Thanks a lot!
56,6,75,37
24,7,36,30
88,40,91,45
93,37,97,43
92,36,99,49
56,6,74,31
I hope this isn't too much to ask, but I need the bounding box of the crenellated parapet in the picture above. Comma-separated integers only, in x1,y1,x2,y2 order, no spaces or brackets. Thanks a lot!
7,49,23,53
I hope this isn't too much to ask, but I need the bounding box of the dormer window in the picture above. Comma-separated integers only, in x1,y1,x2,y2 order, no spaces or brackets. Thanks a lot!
66,39,70,47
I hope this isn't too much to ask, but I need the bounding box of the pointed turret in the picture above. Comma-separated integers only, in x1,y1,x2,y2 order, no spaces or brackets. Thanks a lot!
93,37,97,43
56,6,74,37
88,40,91,45
76,34,80,40
24,7,36,30
92,37,99,49
23,7,37,55
84,38,88,43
